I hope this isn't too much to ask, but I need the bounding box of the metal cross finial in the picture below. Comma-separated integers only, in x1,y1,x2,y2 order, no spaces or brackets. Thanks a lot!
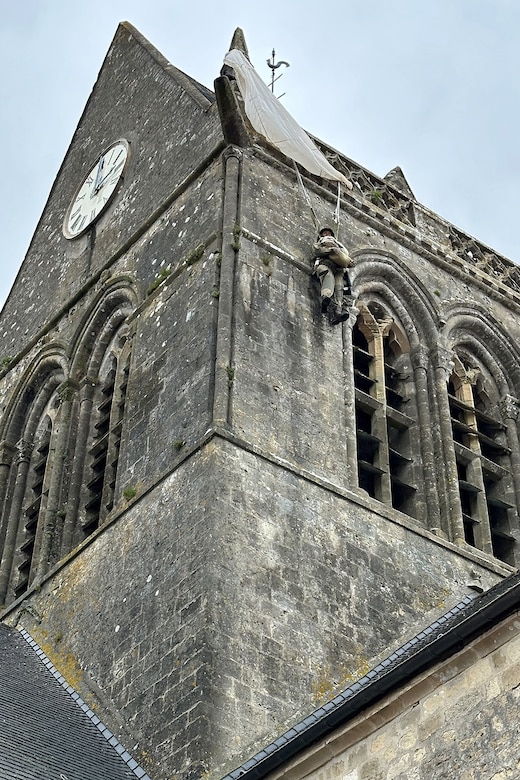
267,49,290,94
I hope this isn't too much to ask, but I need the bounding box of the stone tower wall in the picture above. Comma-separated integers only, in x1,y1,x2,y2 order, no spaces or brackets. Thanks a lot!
3,140,518,779
2,25,520,780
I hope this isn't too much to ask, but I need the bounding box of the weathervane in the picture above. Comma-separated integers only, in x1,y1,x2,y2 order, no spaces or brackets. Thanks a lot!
267,49,290,97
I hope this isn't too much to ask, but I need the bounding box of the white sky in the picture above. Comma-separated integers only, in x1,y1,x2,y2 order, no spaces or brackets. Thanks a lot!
1,0,519,309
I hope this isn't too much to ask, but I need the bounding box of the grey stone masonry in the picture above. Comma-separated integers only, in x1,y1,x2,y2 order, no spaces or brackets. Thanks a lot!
270,597,520,780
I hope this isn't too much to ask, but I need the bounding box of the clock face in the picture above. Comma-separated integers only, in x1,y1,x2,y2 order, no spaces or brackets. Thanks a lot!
63,140,130,239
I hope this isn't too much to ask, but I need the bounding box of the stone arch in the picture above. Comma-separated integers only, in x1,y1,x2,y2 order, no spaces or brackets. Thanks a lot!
351,250,440,350
0,349,68,443
442,305,520,565
70,277,137,380
0,347,69,603
63,278,137,546
444,306,520,397
349,261,440,522
349,252,447,529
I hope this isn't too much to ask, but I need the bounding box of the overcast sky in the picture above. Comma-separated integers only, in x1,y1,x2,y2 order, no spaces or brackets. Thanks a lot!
1,0,519,309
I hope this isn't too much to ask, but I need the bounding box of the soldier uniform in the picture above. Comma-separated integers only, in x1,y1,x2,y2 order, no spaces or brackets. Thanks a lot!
313,227,353,324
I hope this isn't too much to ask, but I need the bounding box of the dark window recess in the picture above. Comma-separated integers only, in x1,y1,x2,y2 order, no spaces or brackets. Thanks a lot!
353,327,375,395
449,365,516,565
16,424,51,597
353,319,416,518
384,363,407,411
456,461,479,548
84,367,116,535
485,470,515,565
384,341,415,516
449,392,481,550
354,325,381,499
387,416,415,515
356,406,383,499
84,355,129,536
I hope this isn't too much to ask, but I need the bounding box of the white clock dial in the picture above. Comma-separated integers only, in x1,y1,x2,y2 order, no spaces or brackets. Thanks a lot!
63,140,129,239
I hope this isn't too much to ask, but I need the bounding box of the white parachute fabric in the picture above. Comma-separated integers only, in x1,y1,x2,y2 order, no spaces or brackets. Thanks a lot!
223,49,351,188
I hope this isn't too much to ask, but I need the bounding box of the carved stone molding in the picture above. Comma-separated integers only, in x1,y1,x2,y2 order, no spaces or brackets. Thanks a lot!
448,225,520,295
356,301,393,342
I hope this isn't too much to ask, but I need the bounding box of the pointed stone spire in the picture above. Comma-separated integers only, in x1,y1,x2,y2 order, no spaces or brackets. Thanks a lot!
383,166,416,200
221,27,250,79
216,27,252,146
227,27,250,60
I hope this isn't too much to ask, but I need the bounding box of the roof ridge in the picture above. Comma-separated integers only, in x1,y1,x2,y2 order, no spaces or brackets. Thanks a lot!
18,627,153,780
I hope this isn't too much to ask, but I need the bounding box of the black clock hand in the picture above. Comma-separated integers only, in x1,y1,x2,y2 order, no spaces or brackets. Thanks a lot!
96,158,125,189
93,155,105,193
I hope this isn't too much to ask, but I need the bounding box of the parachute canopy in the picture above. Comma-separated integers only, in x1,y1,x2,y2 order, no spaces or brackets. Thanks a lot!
223,49,352,189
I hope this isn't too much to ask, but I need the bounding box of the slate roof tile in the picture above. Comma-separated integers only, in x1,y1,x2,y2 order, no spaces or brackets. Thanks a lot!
0,624,152,780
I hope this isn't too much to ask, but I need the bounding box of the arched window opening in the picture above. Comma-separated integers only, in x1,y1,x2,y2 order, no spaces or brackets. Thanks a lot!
384,334,415,516
83,338,130,537
0,365,67,605
15,416,52,597
353,305,417,518
448,355,516,565
353,323,381,499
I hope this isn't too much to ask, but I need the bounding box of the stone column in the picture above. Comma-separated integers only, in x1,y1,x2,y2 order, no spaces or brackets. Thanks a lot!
212,146,242,429
342,303,360,488
61,378,96,554
500,393,520,513
431,347,465,545
37,381,76,578
0,439,32,603
355,304,393,504
0,441,17,547
410,345,442,530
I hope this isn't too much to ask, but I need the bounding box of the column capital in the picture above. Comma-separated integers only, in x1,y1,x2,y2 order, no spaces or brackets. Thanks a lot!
356,301,393,341
58,379,79,403
16,439,33,464
430,346,454,375
223,145,243,162
410,344,429,371
500,394,520,420
0,440,17,467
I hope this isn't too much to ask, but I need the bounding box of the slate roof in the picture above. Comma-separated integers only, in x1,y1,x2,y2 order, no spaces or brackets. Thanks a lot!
0,624,152,780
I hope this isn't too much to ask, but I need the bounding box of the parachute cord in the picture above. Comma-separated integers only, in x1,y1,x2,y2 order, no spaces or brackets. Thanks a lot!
333,181,342,239
293,162,319,231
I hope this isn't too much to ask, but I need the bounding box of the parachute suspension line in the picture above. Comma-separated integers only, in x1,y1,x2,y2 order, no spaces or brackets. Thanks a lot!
293,161,319,230
292,160,343,235
333,181,342,239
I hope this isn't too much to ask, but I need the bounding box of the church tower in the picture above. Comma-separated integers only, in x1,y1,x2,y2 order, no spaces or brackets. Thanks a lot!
1,23,519,780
